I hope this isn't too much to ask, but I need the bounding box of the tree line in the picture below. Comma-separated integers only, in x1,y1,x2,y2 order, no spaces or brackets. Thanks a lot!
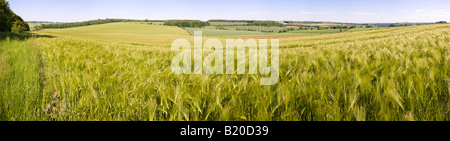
247,21,285,27
208,20,286,27
0,0,30,33
164,20,211,28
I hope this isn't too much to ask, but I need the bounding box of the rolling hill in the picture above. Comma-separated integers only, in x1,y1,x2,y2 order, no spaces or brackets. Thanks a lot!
35,22,190,46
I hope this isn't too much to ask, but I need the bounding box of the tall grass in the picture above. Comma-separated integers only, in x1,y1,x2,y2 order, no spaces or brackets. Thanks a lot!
1,23,450,121
0,33,43,121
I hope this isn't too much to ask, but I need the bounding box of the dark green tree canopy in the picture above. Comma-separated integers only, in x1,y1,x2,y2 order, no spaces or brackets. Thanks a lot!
0,0,29,33
248,21,285,27
164,20,211,28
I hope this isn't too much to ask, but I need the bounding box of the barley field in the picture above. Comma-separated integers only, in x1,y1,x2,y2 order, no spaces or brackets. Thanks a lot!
1,23,450,121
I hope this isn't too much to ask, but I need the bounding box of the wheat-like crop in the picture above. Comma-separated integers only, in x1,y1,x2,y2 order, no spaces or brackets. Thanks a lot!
1,23,449,121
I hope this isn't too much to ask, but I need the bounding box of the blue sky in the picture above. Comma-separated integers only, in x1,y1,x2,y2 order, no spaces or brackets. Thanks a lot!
8,0,450,23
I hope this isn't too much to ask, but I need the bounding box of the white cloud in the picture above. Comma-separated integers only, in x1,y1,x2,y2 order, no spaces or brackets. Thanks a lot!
399,9,409,12
300,11,335,15
348,12,375,16
389,9,449,22
414,9,424,13
420,9,450,16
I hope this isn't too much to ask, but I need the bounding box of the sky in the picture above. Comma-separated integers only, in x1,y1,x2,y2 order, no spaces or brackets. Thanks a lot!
8,0,450,23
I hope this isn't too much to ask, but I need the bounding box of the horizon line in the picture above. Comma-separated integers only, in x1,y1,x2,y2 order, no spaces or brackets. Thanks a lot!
25,18,444,24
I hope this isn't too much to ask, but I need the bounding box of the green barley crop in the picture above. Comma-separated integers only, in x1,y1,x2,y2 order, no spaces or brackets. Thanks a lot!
1,23,450,121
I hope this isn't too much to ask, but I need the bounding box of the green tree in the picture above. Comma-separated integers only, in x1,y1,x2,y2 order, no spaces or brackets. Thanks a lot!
0,0,14,32
164,20,210,28
0,0,29,33
11,17,29,33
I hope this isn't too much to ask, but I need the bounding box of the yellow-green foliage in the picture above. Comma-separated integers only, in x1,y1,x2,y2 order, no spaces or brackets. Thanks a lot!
2,23,450,121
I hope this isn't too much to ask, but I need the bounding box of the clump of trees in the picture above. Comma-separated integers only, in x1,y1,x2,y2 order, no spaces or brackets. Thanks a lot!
0,0,29,33
164,20,211,28
248,21,285,27
330,25,357,29
279,28,295,33
215,27,229,30
236,28,257,32
11,16,30,33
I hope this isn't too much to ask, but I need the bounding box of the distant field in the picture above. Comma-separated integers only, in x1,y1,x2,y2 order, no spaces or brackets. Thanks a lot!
27,23,41,29
34,22,393,39
280,27,389,35
186,26,387,37
285,22,342,26
229,26,286,33
38,22,188,35
209,22,249,26
185,27,269,37
36,22,189,45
